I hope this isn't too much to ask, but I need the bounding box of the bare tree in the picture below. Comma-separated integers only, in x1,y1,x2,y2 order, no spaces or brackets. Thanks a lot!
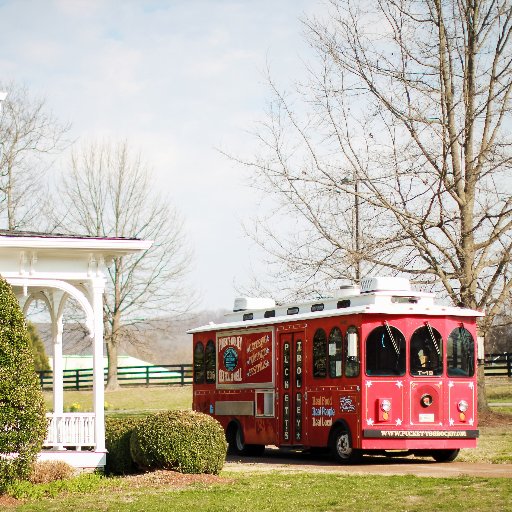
60,140,194,390
242,0,512,409
0,81,70,231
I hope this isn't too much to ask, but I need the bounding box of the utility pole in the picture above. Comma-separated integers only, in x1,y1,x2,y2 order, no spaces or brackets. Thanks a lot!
354,172,361,282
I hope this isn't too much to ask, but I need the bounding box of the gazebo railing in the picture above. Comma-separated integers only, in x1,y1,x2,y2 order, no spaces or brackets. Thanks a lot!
44,413,95,450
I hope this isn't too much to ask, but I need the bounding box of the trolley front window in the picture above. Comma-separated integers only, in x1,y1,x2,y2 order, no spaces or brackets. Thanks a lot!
366,324,406,376
447,327,475,377
410,325,443,376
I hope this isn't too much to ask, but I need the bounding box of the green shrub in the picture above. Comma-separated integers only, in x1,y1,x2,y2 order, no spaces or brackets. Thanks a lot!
105,416,142,475
0,277,47,491
26,322,50,372
130,410,227,475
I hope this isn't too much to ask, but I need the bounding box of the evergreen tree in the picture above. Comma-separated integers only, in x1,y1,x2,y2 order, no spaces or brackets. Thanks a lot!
0,278,47,490
26,322,50,372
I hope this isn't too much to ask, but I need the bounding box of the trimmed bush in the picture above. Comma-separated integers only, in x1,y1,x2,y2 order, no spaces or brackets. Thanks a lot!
0,277,47,491
29,461,74,484
105,416,142,475
130,410,227,475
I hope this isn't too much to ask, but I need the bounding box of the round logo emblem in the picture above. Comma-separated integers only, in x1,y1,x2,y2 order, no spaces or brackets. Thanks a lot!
223,347,239,372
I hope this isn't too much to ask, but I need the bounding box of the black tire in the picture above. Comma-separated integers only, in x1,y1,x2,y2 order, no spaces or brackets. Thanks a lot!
432,449,460,462
228,423,265,456
330,426,362,464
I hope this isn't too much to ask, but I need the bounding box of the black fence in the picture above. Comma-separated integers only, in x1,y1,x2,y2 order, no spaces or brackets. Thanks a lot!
36,354,511,391
485,353,512,378
37,364,193,390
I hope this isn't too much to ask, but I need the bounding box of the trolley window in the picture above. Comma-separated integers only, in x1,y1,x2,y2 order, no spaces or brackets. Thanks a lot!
447,327,475,377
345,326,360,377
366,324,406,376
193,342,205,384
328,327,343,378
410,325,443,376
313,328,327,378
205,340,216,383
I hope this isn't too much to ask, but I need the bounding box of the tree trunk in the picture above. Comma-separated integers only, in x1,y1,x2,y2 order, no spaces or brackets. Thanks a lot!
477,362,489,414
105,338,119,391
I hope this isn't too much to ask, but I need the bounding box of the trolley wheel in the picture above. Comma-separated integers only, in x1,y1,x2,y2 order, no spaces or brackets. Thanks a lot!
228,423,265,456
330,426,362,464
431,449,460,462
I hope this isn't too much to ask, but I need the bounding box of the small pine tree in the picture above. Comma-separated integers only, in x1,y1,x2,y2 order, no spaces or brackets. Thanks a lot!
26,322,50,372
0,277,47,491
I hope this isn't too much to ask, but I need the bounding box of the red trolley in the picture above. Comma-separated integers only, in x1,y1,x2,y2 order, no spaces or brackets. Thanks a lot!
190,277,482,463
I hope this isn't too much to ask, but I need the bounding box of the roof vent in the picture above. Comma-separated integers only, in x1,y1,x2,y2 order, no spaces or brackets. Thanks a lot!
233,297,276,312
360,277,411,293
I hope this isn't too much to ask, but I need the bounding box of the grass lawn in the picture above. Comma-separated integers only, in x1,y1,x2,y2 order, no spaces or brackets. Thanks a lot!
487,378,512,402
43,385,192,414
9,472,512,512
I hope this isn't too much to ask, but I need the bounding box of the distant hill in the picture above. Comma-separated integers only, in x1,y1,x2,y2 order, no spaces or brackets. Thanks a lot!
34,309,228,366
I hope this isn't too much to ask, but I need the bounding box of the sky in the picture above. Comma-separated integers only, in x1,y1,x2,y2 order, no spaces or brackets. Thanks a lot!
0,0,319,311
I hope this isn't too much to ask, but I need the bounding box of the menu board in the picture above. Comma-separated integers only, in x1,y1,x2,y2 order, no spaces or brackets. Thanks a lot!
217,330,273,387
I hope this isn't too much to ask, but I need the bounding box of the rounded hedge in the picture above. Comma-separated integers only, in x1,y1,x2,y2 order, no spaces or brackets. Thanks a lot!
105,416,142,475
0,277,47,490
130,410,227,475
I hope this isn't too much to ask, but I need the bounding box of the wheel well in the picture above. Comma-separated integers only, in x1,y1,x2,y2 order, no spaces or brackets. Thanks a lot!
226,420,241,444
328,420,350,445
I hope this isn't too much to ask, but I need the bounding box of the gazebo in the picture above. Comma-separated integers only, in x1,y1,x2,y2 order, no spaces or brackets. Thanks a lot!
0,231,151,469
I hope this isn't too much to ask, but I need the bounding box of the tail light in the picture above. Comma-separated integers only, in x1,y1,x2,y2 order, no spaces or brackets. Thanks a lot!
378,398,392,421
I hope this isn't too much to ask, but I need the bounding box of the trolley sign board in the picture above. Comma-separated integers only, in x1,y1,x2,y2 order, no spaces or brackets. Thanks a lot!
217,329,274,388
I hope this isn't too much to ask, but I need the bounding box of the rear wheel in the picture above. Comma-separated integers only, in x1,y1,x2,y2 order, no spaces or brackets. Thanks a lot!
431,449,459,462
330,426,362,464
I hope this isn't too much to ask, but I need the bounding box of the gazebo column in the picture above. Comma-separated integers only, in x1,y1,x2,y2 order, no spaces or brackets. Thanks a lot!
91,278,106,452
52,316,64,418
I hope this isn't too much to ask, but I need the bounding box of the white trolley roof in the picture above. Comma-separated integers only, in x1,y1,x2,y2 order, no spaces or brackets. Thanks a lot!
188,277,484,334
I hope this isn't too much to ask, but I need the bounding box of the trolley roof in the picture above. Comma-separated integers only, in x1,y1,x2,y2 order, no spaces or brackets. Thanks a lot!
188,277,484,334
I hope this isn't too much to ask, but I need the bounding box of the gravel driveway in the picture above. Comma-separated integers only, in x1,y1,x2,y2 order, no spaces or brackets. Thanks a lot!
225,449,512,478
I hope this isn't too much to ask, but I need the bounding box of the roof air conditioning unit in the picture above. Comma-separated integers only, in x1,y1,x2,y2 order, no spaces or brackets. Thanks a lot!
233,297,276,312
360,277,411,293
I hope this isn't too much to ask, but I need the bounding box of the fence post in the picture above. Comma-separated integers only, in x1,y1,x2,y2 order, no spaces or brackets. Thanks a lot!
75,369,80,390
181,365,185,386
146,366,150,386
508,353,512,378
